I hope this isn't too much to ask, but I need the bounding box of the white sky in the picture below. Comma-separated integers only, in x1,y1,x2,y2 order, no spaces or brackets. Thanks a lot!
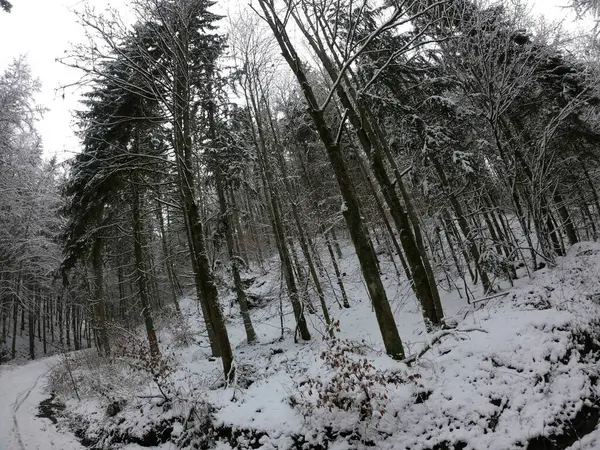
0,0,120,162
0,0,588,162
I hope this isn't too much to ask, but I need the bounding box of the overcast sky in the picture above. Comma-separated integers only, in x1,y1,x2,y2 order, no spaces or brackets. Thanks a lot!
0,0,585,163
0,0,120,162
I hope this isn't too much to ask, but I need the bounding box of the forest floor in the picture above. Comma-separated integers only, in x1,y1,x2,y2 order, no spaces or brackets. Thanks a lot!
0,354,84,450
5,241,600,449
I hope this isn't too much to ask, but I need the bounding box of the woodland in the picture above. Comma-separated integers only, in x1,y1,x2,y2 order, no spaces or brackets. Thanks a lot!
4,0,600,448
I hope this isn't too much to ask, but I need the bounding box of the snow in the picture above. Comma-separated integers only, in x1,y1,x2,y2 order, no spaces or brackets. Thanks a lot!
0,355,83,450
5,241,600,449
452,150,475,173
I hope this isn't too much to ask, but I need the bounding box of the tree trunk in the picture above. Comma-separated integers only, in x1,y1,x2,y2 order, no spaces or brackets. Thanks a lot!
553,191,578,248
282,175,333,334
91,218,110,357
215,165,257,344
325,231,350,308
330,228,343,259
291,13,441,327
268,117,332,333
72,303,79,351
432,157,492,293
29,300,35,360
11,273,21,359
245,79,311,341
66,301,71,349
258,2,404,358
229,187,250,267
58,294,63,348
353,147,411,282
43,296,47,355
173,25,233,380
131,171,160,358
156,196,180,312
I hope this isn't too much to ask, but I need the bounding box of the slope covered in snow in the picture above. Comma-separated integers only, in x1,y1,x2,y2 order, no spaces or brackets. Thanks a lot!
6,242,600,449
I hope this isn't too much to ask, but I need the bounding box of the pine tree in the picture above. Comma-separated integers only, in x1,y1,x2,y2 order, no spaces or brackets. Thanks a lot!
1,0,12,13
62,48,164,358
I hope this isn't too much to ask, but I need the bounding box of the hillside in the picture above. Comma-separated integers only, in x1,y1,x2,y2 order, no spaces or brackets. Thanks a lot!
15,241,600,450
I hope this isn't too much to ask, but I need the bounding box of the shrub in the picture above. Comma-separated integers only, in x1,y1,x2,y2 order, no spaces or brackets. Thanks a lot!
300,339,406,421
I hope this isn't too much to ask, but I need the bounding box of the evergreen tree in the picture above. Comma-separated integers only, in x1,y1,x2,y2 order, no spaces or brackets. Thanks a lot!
1,0,12,13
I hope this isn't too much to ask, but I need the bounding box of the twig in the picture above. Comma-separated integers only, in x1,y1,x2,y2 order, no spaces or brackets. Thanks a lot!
471,291,510,305
405,328,488,365
63,352,81,402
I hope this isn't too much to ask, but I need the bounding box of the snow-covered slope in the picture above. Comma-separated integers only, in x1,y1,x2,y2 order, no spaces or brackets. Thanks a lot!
9,241,600,449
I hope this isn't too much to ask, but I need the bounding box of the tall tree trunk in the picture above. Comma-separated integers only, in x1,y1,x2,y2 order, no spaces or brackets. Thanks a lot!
432,158,492,293
20,302,24,335
286,186,333,334
50,295,54,343
91,215,110,357
58,294,63,348
72,303,79,351
245,79,311,341
292,13,441,327
553,191,578,248
583,163,600,226
66,299,71,349
11,271,21,359
43,296,47,355
229,187,250,267
325,230,350,308
353,147,411,282
131,171,160,358
330,228,343,259
268,119,333,334
155,196,180,312
36,296,41,343
215,165,257,344
442,209,475,283
258,2,404,358
173,25,233,380
2,284,7,349
117,264,127,325
578,190,597,241
29,298,35,360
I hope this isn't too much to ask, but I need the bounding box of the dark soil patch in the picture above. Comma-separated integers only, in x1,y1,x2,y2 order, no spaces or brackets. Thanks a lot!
37,392,65,425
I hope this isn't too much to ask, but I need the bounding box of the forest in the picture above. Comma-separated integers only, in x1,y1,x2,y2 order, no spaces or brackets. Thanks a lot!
3,0,600,448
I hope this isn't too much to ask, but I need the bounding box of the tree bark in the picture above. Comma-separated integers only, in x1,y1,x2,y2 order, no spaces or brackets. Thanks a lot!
291,11,442,327
131,171,160,358
172,21,233,380
91,215,110,357
215,165,258,344
553,191,578,248
431,157,492,293
245,78,311,341
258,1,404,358
325,231,350,308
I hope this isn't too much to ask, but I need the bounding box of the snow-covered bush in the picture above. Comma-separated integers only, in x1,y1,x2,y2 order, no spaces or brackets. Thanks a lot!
158,308,197,348
299,339,408,422
509,285,552,310
480,249,515,281
116,335,177,401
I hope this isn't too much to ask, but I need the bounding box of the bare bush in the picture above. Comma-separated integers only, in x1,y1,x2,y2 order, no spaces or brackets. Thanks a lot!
298,339,410,421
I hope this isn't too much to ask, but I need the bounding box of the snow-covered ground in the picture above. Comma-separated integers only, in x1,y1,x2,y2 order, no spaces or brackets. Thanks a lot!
5,241,600,449
0,355,83,450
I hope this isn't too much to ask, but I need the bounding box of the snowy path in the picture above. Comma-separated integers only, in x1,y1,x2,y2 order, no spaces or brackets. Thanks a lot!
0,356,83,450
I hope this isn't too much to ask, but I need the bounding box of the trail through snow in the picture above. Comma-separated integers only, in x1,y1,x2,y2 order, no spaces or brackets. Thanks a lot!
0,355,83,450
